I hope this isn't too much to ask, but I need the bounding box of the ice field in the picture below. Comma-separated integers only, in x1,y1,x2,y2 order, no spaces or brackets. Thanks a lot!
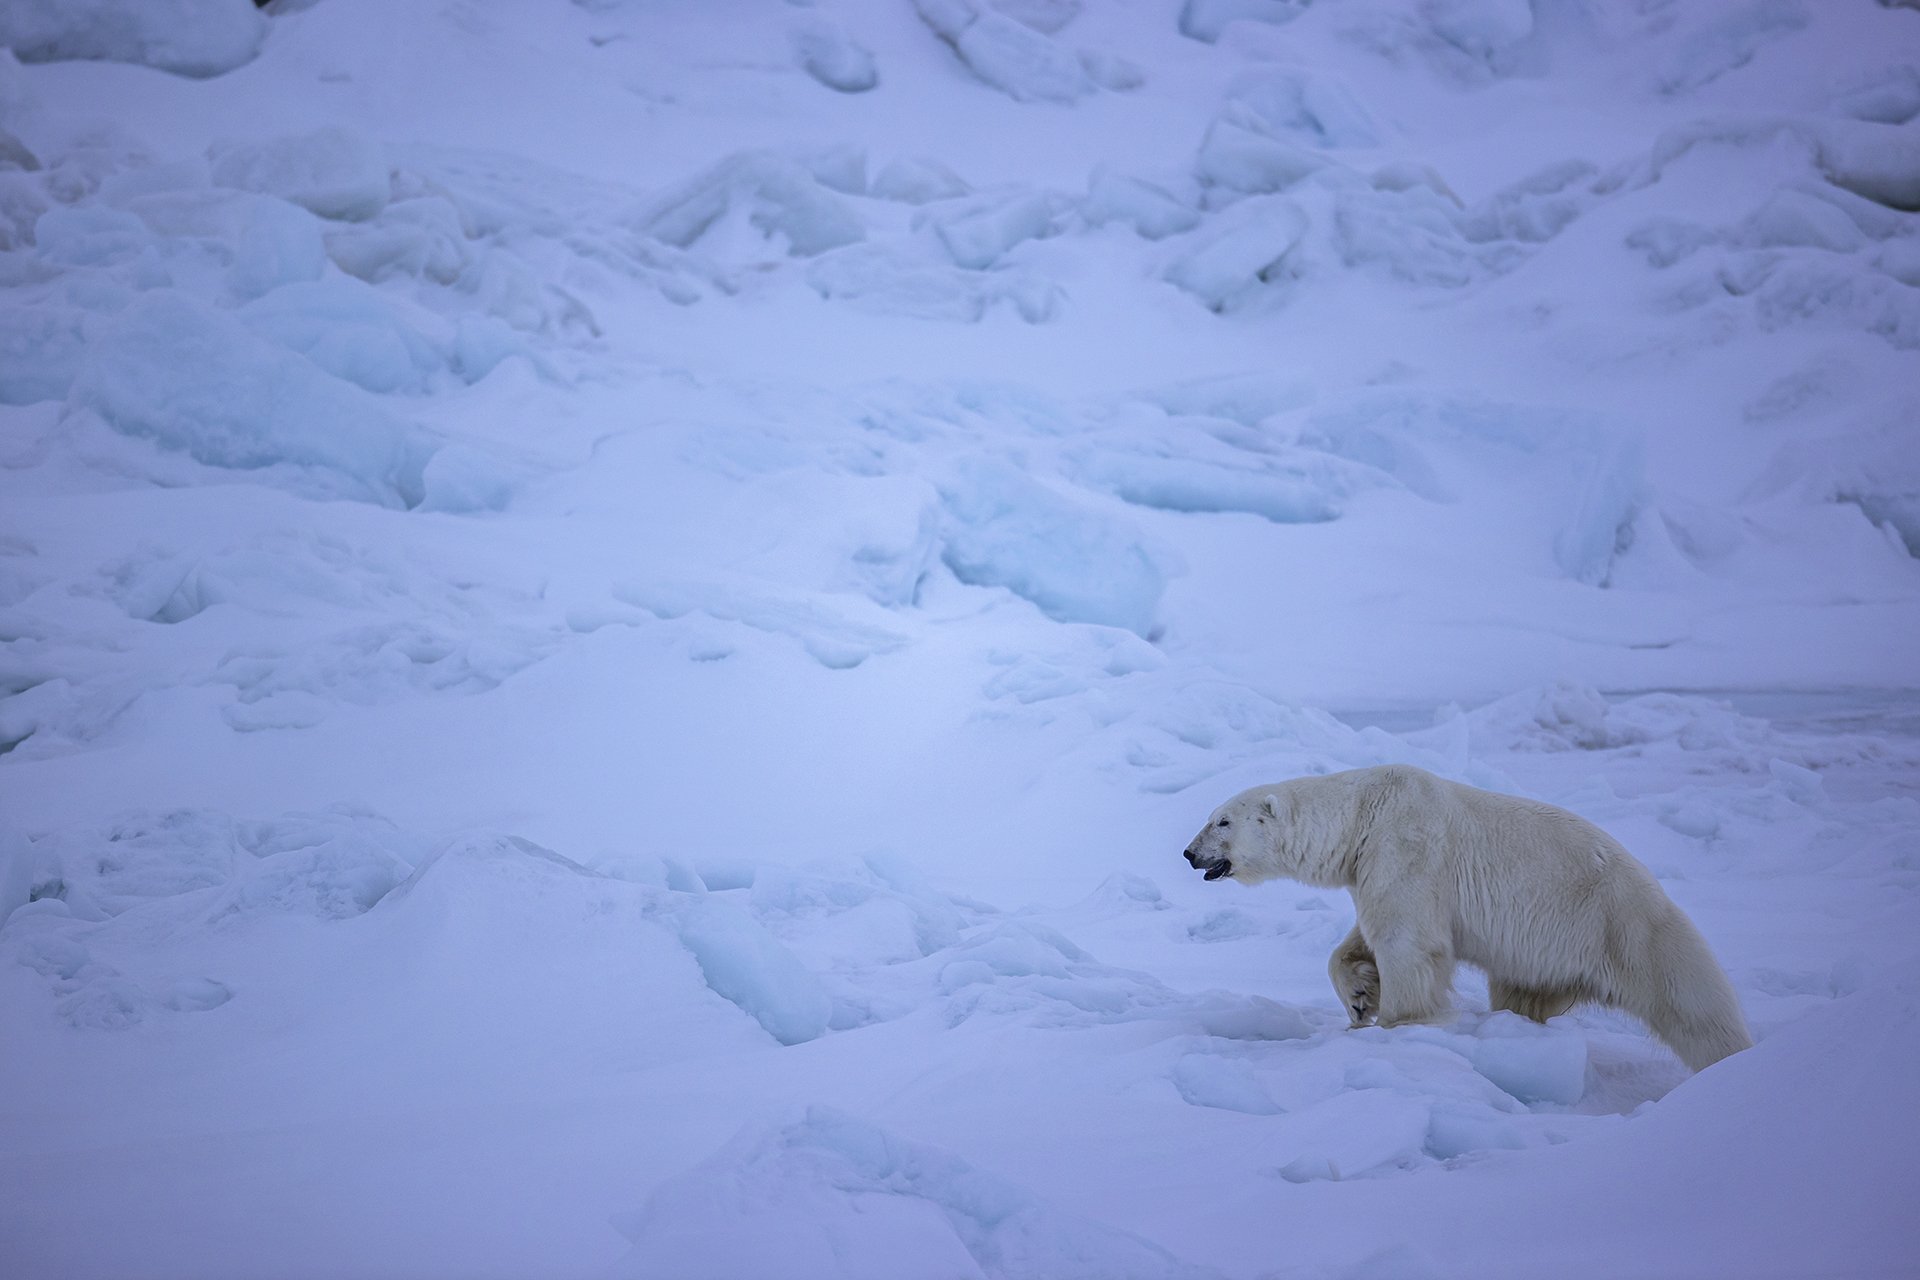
2,1,1919,1276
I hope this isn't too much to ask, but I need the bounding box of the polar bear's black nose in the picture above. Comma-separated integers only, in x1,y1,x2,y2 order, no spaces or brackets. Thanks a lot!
1184,848,1197,864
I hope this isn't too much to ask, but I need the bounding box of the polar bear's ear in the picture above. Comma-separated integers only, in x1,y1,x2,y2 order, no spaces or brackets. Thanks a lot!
1261,794,1282,820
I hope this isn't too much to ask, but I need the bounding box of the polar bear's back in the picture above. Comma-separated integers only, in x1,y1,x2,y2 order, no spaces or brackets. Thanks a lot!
1411,771,1681,988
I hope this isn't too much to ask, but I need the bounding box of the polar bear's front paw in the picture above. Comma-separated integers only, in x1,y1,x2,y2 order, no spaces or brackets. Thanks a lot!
1346,959,1380,1028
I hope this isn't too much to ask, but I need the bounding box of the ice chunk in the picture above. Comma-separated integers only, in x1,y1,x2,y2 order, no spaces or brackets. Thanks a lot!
0,127,39,173
804,145,868,196
613,1106,1223,1280
67,291,435,507
1424,1103,1528,1160
1185,908,1265,942
674,900,832,1046
33,204,151,268
0,827,35,929
1455,160,1597,245
636,151,864,258
1178,0,1306,43
614,579,907,669
1196,118,1325,194
1079,50,1144,92
323,197,473,284
451,315,524,382
1423,0,1534,68
418,443,520,514
1172,1053,1283,1114
68,186,329,299
1833,67,1920,126
994,0,1081,33
1553,437,1647,586
224,195,330,299
871,157,971,205
1815,119,1920,212
41,810,242,919
792,17,879,93
214,814,414,920
1657,0,1808,97
1163,199,1308,311
1083,171,1199,240
0,305,89,405
1334,186,1484,287
0,171,52,251
1148,372,1315,425
933,191,1062,269
1740,188,1867,253
221,690,330,733
1083,449,1374,524
1270,1089,1433,1180
240,279,447,395
1468,1016,1589,1105
0,0,265,78
807,245,1060,322
938,458,1164,634
916,0,1095,103
162,977,232,1012
210,128,393,222
1225,68,1380,149
59,976,149,1030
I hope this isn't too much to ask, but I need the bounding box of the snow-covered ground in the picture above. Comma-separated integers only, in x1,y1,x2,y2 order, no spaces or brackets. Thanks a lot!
2,1,1918,1276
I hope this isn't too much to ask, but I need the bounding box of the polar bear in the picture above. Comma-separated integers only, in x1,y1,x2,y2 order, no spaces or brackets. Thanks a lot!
1181,764,1751,1071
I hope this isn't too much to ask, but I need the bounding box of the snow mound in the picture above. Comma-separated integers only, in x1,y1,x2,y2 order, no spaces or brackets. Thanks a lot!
210,128,392,223
612,580,907,669
613,1105,1224,1280
1436,683,1779,760
938,459,1165,635
1172,1051,1284,1114
792,17,879,94
67,290,436,507
217,617,559,716
0,0,265,79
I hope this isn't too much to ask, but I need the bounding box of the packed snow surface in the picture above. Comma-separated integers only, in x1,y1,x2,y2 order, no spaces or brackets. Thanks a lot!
3,1,1919,1277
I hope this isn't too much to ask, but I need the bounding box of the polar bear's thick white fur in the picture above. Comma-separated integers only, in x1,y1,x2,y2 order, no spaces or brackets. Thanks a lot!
1181,764,1751,1071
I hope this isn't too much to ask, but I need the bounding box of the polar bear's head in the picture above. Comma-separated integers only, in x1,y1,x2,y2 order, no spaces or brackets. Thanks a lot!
1182,790,1284,884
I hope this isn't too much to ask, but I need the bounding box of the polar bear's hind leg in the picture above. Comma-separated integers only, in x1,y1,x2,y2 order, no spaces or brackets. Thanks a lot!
1610,912,1754,1071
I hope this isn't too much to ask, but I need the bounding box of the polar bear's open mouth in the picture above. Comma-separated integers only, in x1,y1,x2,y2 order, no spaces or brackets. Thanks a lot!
1201,860,1230,881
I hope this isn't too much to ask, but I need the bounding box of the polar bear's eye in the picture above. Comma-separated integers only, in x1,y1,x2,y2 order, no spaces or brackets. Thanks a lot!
1216,819,1230,828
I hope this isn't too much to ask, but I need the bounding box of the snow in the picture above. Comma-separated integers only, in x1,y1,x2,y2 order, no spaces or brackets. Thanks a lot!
0,0,264,80
4,1,1920,1277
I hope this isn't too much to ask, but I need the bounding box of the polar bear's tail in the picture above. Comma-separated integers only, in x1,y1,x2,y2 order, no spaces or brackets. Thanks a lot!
1627,908,1754,1072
